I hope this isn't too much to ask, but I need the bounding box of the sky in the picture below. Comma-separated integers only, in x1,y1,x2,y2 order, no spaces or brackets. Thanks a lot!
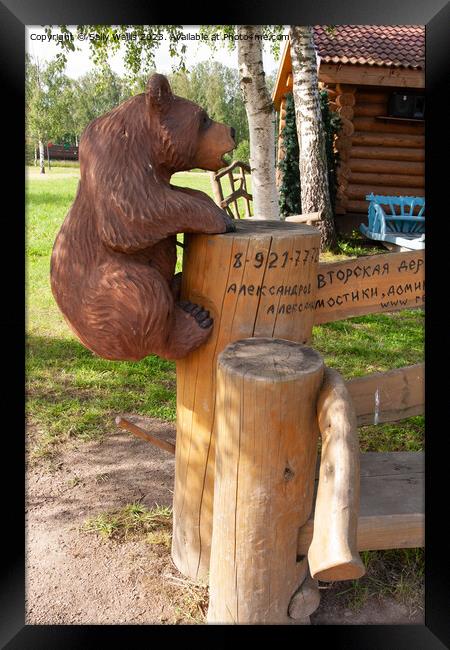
26,26,289,79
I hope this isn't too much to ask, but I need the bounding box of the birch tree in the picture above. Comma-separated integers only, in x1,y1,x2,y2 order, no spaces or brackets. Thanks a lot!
236,26,279,219
289,26,337,250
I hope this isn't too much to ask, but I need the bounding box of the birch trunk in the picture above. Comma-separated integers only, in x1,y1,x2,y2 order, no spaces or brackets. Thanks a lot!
237,25,279,220
39,139,45,174
289,26,337,250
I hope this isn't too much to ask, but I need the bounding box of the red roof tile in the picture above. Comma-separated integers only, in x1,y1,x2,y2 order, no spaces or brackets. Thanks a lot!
313,25,424,69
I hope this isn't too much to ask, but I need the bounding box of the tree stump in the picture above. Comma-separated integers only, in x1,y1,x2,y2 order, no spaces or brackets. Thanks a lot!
172,220,321,580
207,338,324,623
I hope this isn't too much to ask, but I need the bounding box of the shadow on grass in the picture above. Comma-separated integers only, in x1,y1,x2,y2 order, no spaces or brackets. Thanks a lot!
26,333,177,454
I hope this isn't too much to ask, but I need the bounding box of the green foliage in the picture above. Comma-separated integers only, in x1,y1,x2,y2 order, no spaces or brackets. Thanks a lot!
26,54,248,153
278,93,301,216
44,25,189,74
169,61,249,146
278,90,342,217
233,139,250,164
26,54,75,145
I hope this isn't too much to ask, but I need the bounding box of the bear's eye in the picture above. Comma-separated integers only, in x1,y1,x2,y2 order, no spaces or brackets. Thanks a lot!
201,114,211,128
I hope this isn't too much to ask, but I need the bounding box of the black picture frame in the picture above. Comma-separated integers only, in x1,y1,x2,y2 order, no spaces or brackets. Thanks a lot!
3,0,449,646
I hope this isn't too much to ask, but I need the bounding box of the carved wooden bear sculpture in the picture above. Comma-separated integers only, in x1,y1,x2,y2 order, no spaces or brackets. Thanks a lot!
50,74,236,360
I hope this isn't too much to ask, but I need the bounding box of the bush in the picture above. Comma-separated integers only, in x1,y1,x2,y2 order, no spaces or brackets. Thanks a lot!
233,139,250,165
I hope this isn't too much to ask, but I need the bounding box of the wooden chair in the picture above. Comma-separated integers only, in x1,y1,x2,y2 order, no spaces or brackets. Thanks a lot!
209,160,253,219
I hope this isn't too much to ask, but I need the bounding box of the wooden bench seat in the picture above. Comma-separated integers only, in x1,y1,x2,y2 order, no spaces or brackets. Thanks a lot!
298,451,424,555
360,193,425,251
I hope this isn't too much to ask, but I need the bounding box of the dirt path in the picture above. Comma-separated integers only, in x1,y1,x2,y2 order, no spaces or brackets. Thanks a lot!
26,416,423,625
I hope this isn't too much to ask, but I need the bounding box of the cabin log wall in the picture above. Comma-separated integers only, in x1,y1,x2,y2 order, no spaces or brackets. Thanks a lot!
329,86,425,214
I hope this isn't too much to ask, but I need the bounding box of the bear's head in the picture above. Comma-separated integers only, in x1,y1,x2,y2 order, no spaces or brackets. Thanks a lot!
146,73,236,172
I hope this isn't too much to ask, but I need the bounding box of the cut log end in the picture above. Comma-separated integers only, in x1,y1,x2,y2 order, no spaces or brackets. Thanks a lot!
309,557,366,582
218,338,324,382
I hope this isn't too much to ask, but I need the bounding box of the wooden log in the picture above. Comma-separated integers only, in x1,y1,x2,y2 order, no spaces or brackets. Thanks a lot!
347,184,425,201
334,203,347,215
356,91,390,105
288,569,321,620
313,250,425,324
298,451,424,553
350,145,424,162
285,211,321,224
353,117,425,135
336,186,348,201
337,105,354,120
337,149,351,163
336,93,356,108
207,338,324,623
339,116,355,137
336,84,356,94
349,158,424,176
335,176,349,192
353,103,387,118
172,221,322,581
352,132,425,148
347,199,371,213
308,368,365,582
350,172,425,189
322,86,337,100
347,363,424,426
336,165,352,181
335,135,353,152
320,63,424,89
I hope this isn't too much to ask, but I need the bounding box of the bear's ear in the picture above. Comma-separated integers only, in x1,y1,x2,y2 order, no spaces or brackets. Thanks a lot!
146,73,173,111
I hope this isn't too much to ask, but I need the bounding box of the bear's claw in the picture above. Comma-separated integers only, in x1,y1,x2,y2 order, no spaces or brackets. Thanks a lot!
179,301,213,328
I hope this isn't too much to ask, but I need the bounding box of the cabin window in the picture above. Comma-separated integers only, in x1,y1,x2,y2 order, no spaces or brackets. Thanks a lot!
387,92,425,120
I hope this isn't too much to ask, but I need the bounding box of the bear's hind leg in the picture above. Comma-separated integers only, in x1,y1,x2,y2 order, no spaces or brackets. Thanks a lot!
161,301,214,360
81,262,213,361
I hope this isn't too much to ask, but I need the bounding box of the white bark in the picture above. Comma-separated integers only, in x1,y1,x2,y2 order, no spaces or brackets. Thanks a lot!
39,139,45,174
289,26,336,249
237,25,279,220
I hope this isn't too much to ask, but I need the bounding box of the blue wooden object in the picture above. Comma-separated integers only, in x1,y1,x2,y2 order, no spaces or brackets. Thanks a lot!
360,194,425,250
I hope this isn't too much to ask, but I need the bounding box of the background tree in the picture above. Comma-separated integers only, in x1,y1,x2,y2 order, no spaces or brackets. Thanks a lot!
71,66,142,144
289,26,337,250
26,55,74,172
169,61,249,165
47,24,284,219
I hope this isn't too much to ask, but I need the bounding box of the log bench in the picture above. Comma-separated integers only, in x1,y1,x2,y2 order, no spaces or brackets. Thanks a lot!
298,451,424,555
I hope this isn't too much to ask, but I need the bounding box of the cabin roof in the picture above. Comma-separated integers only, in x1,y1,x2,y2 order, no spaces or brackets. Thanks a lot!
273,26,425,110
314,25,424,70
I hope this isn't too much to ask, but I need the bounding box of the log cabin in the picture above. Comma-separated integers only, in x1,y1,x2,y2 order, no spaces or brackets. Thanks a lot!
272,26,425,233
